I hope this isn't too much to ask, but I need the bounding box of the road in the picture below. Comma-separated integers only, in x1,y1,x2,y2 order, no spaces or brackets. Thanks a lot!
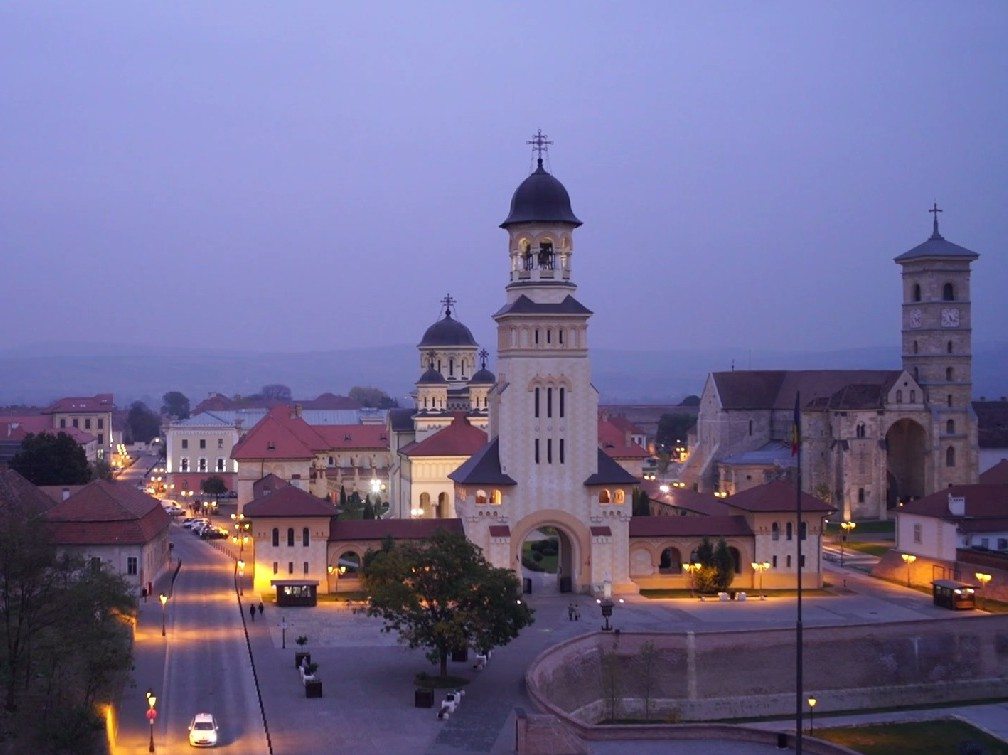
115,451,159,488
116,524,269,754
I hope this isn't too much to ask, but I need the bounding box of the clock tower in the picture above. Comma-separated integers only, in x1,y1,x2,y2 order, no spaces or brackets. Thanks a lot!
896,204,979,486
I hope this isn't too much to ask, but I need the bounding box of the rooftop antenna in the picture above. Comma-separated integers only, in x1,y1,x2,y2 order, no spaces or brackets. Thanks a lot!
929,201,943,239
527,129,552,171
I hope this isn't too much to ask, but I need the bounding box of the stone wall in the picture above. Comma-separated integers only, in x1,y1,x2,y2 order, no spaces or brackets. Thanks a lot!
527,617,1008,724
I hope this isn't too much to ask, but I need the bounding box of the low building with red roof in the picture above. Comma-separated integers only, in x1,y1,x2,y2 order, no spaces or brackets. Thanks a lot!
1,415,99,463
896,484,1008,564
597,415,649,478
41,393,117,460
44,479,171,590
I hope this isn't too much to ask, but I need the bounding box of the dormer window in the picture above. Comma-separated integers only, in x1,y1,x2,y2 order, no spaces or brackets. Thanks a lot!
267,441,276,450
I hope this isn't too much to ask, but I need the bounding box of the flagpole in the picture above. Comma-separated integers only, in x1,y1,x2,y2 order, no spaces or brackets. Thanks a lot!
795,390,804,752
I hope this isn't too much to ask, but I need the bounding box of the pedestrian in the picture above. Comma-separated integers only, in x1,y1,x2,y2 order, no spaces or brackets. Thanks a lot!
258,601,264,617
249,603,256,622
574,603,580,621
567,602,574,621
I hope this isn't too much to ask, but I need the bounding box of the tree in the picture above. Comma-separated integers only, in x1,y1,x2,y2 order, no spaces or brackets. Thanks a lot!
361,498,375,520
161,391,190,420
127,401,161,443
201,475,228,496
713,538,735,591
10,432,92,486
679,394,701,407
261,384,292,402
92,458,114,481
349,386,399,409
631,488,650,517
635,641,660,721
599,648,622,722
340,491,364,520
362,530,534,678
655,413,697,450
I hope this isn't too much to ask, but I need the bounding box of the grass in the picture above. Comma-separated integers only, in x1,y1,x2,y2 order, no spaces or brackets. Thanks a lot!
845,542,892,556
639,588,832,599
817,720,1008,754
316,590,368,603
521,541,558,573
824,520,895,536
414,672,470,689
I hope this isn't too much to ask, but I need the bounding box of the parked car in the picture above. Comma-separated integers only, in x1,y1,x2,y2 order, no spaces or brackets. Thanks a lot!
201,527,228,540
188,712,218,747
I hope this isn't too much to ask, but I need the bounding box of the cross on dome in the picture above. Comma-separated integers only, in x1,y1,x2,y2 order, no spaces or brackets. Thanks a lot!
929,201,943,238
527,129,552,163
441,293,457,317
479,348,489,369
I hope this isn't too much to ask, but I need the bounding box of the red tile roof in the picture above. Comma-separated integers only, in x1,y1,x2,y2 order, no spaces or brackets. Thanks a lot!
46,480,169,545
899,484,1008,522
252,473,290,499
244,485,336,518
0,417,95,446
629,515,753,538
597,417,649,459
314,424,389,450
642,483,731,517
232,407,390,461
725,480,833,513
601,413,645,436
402,414,487,458
328,518,464,542
38,485,86,503
43,394,114,414
980,460,1008,486
0,469,60,515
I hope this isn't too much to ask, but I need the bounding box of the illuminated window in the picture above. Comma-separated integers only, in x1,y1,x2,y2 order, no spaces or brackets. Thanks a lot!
614,489,625,504
599,489,611,504
491,489,502,505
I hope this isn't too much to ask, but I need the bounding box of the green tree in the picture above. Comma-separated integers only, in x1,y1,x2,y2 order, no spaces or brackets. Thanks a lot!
679,394,701,407
349,386,399,409
636,641,660,721
341,491,364,520
161,391,190,419
127,400,161,443
362,497,375,520
713,538,735,591
656,413,696,450
599,648,622,722
92,457,114,481
10,432,92,486
261,384,292,402
362,530,534,678
201,475,228,496
631,488,650,517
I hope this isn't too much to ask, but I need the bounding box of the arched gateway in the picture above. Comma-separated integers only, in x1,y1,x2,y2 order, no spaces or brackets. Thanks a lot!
450,136,634,595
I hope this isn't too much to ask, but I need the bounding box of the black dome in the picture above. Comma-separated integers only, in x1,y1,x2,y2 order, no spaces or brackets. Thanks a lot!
418,366,447,385
469,367,496,384
500,159,582,229
419,315,477,348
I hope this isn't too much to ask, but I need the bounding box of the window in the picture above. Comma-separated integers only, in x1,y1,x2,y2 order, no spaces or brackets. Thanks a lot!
98,433,104,445
288,562,294,575
614,489,625,504
943,282,955,301
534,329,539,345
304,561,309,575
858,487,865,503
449,358,454,376
945,367,953,381
947,340,953,354
216,458,225,472
910,390,916,403
182,438,188,449
273,562,278,575
491,489,502,505
60,418,66,428
599,489,611,503
800,555,806,568
912,340,918,354
856,423,866,438
946,419,955,434
912,283,921,302
786,522,793,541
267,441,276,450
559,388,565,418
772,555,778,568
475,489,488,504
547,438,553,463
198,458,207,472
772,522,780,541
535,387,540,418
559,329,564,345
97,418,104,429
180,457,189,472
546,329,551,344
559,438,565,464
272,528,279,547
127,556,138,575
85,418,91,430
896,390,903,404
287,528,295,547
534,439,540,464
218,438,224,449
786,555,792,568
73,418,79,428
199,438,206,449
947,394,953,408
547,387,553,418
749,419,753,436
981,537,990,550
946,447,955,467
913,524,922,544
998,538,1007,551
800,521,807,540
302,527,310,547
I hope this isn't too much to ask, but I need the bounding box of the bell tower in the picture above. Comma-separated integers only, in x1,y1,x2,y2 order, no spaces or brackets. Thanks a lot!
895,204,979,486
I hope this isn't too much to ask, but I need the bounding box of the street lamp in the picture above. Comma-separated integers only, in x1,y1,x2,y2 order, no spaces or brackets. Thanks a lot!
684,562,703,599
839,520,856,568
807,696,817,734
146,692,158,752
280,616,289,649
975,572,992,610
231,513,251,555
901,553,917,587
237,559,245,597
751,561,770,600
159,593,168,637
595,596,624,631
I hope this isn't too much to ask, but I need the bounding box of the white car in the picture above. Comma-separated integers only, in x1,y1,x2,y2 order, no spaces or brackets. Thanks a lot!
188,712,218,747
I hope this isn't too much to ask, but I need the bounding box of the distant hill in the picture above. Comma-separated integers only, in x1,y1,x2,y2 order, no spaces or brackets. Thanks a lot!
0,341,1005,408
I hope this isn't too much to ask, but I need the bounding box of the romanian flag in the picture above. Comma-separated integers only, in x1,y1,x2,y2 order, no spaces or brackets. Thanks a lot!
791,392,801,456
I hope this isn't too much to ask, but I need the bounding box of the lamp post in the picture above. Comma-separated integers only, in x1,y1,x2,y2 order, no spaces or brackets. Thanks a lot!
237,559,245,597
751,561,770,600
146,692,157,752
839,520,856,568
595,596,624,631
901,553,917,587
280,616,288,649
159,593,168,637
975,572,992,610
807,696,817,735
684,562,702,599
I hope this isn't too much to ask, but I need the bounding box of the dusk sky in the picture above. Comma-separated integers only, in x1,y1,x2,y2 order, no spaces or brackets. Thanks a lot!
3,3,1006,358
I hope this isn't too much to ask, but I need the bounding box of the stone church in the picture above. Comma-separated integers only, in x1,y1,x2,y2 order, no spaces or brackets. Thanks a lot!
685,207,980,520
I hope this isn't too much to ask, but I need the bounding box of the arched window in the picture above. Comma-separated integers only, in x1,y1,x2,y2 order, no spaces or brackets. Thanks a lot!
946,367,953,381
302,527,310,547
943,282,955,301
475,489,488,504
947,340,953,354
419,492,430,513
912,340,918,354
659,547,682,575
614,489,626,504
437,492,449,517
896,390,903,404
772,522,780,541
491,489,502,505
339,551,360,576
786,522,793,541
287,528,295,547
912,283,922,302
599,489,611,503
946,446,956,467
748,419,753,436
272,528,279,547
856,423,866,439
946,419,955,434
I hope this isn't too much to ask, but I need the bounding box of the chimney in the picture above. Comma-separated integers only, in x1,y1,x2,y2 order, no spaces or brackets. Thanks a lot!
61,487,70,501
294,404,303,418
948,494,965,517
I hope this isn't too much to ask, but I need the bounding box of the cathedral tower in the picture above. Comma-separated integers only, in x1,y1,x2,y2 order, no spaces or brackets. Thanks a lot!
896,204,979,486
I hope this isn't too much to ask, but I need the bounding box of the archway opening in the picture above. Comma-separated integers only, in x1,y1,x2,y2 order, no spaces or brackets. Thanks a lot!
659,547,682,575
520,526,575,594
886,418,927,509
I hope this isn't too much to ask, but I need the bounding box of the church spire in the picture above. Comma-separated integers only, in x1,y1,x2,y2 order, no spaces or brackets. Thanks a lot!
441,292,457,318
527,129,552,171
929,201,943,239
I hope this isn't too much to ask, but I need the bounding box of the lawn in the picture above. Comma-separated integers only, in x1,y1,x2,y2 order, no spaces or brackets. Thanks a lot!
824,520,895,536
640,588,832,599
817,719,1008,754
845,542,892,556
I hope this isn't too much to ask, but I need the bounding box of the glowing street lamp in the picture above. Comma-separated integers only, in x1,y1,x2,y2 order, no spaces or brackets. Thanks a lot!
807,696,817,734
595,596,624,631
159,593,168,637
146,691,158,752
839,520,856,568
751,561,770,600
900,553,917,587
684,562,703,599
975,572,992,610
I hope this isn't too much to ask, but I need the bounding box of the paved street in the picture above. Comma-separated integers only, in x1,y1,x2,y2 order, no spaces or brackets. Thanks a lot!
117,524,268,754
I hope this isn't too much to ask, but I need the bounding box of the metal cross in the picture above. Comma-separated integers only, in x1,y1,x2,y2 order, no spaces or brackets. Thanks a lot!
527,129,552,160
441,293,456,317
479,348,489,368
929,201,942,236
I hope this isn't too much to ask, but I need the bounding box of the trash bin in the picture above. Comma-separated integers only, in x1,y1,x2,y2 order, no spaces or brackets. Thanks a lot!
523,577,532,594
415,688,434,708
559,576,572,593
730,591,737,600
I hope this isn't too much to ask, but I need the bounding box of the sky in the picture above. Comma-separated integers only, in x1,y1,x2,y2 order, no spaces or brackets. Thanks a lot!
2,2,1006,358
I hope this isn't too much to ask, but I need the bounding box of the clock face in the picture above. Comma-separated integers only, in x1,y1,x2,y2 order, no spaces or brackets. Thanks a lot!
909,308,922,328
940,307,960,328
